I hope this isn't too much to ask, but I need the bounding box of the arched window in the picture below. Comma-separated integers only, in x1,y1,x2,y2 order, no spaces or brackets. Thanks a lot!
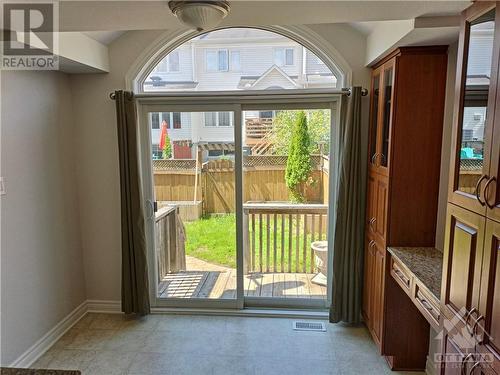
142,28,342,92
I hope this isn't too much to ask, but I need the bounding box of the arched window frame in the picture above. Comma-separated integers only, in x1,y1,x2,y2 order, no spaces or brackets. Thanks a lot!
127,25,352,93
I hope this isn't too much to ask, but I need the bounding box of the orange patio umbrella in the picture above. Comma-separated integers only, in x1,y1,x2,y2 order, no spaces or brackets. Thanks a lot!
159,120,168,150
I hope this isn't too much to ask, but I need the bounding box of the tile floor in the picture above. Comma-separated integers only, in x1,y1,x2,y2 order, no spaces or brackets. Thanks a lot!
31,313,426,375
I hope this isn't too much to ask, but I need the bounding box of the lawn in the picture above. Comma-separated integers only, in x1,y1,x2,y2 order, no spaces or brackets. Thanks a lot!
184,214,327,271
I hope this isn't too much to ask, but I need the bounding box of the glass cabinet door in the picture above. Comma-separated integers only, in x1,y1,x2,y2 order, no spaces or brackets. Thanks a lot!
450,7,497,213
369,70,381,169
379,62,394,172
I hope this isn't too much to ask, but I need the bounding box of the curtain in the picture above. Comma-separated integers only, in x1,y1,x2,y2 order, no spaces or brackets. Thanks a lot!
330,87,365,324
114,90,150,315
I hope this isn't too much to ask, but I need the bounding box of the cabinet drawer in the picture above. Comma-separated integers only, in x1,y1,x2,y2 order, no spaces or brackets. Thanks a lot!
390,257,412,296
413,281,440,330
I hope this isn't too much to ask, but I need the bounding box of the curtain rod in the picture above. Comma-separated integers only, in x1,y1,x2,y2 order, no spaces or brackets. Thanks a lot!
110,87,368,100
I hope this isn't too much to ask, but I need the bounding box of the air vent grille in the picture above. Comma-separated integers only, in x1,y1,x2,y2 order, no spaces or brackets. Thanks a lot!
292,321,326,332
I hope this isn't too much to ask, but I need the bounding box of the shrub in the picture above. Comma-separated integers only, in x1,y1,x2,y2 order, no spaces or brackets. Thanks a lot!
285,111,312,202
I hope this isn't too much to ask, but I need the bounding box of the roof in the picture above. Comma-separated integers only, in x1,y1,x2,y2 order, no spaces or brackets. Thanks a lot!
237,65,300,90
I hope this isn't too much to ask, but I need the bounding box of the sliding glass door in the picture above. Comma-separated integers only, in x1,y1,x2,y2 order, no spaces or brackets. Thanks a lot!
137,93,339,310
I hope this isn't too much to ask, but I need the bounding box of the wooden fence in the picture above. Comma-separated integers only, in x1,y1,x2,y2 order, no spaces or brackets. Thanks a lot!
153,155,329,215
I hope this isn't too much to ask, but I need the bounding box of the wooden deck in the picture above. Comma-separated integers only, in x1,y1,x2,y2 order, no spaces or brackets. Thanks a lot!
158,256,327,299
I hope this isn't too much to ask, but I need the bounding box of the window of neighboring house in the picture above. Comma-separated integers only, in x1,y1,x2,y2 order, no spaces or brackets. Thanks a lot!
274,47,294,66
204,111,232,127
158,112,182,129
173,112,182,129
161,112,170,128
206,49,231,72
204,112,217,126
259,111,273,119
153,50,180,73
168,50,180,72
218,50,229,71
151,113,160,129
231,51,241,71
218,112,231,126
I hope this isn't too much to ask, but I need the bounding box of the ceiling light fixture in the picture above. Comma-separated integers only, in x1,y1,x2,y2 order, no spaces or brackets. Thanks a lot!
168,1,230,32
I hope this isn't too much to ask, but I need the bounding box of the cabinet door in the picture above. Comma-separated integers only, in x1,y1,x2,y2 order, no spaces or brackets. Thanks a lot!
371,240,385,346
442,204,485,335
375,175,389,243
486,116,500,221
476,219,500,373
363,236,375,329
367,172,378,236
441,334,475,375
377,60,395,177
369,67,382,172
449,4,499,215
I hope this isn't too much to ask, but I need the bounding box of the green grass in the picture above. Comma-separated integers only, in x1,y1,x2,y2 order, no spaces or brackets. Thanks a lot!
184,214,327,271
184,215,237,268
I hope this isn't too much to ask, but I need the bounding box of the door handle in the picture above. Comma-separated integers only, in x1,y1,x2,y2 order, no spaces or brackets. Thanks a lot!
474,175,487,206
465,307,478,335
146,199,155,220
472,315,485,342
468,361,480,375
483,176,496,209
461,353,473,375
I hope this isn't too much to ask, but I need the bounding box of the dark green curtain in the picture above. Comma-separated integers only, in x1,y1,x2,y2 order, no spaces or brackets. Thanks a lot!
330,87,365,324
114,90,150,315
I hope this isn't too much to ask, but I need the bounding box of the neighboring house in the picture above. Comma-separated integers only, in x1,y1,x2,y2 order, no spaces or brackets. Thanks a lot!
145,28,337,159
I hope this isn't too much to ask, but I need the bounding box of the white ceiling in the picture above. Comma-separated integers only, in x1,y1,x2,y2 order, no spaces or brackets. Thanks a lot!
59,1,471,32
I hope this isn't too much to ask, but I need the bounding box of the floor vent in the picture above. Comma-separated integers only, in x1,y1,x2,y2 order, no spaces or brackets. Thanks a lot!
292,321,326,332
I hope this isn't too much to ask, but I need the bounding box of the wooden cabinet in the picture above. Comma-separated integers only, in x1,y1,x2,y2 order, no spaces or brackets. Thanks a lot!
441,3,500,374
486,96,500,222
448,3,500,217
363,235,385,347
476,219,500,374
442,204,485,325
366,172,388,245
368,60,395,176
363,46,448,370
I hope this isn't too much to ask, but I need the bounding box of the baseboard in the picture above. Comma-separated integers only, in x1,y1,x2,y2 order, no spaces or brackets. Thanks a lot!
86,299,122,314
9,301,88,368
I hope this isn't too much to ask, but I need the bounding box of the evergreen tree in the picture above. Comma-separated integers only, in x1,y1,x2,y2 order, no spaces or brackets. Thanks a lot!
285,111,311,202
162,133,172,159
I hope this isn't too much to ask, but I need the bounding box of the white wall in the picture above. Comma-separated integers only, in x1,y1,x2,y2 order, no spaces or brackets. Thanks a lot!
0,71,86,365
70,24,371,302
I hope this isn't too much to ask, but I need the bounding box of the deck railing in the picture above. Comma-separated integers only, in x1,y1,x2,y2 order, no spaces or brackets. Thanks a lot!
243,203,328,274
155,206,186,281
245,118,273,139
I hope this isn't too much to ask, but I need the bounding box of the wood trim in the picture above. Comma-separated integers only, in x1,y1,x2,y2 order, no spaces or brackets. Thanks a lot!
371,46,448,69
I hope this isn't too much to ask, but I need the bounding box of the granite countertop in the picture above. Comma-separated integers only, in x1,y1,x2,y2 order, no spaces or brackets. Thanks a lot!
387,247,443,300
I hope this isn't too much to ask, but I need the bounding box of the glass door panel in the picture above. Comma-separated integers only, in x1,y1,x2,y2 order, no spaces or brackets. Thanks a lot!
452,9,495,210
369,71,381,169
148,110,238,301
380,64,394,169
241,108,331,304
